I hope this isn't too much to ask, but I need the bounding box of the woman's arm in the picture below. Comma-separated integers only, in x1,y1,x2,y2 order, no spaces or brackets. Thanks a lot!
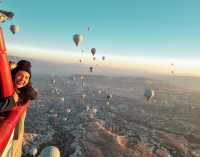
0,92,19,112
0,96,15,112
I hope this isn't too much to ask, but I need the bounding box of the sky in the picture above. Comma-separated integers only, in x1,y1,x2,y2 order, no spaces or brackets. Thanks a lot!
1,0,200,76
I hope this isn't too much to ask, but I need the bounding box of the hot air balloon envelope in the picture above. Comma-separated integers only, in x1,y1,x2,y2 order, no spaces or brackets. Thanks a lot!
91,48,96,56
40,146,60,157
73,34,84,46
144,88,155,100
10,25,20,34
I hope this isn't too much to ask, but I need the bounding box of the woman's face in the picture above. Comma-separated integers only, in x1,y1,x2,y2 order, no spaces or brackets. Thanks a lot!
14,71,30,89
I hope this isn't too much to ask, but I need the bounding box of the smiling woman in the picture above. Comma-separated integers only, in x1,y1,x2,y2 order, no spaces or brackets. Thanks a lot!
11,60,37,105
14,71,30,89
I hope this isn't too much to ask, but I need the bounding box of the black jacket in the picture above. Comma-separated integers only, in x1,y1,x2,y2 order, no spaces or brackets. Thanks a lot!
0,96,15,113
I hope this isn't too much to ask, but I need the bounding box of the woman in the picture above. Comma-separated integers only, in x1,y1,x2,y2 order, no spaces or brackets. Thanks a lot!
0,60,37,112
11,60,37,105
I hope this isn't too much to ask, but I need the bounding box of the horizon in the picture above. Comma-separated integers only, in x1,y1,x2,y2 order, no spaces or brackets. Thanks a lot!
7,44,200,77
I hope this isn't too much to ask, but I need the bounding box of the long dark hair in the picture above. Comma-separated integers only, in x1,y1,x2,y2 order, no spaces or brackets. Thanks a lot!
17,83,37,104
11,67,37,104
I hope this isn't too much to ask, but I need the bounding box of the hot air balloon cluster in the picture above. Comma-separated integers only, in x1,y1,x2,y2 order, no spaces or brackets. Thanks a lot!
170,62,175,75
0,9,21,35
72,25,107,75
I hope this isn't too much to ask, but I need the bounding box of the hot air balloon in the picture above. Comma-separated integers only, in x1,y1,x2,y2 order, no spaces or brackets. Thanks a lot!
79,59,82,63
91,48,96,56
92,108,97,114
86,106,90,112
73,34,84,46
144,88,155,100
63,117,68,121
102,56,105,60
89,67,93,72
87,27,91,31
80,93,86,104
40,146,60,157
52,79,56,85
81,93,86,99
106,94,112,104
80,75,85,88
93,57,96,61
9,61,16,70
66,108,71,113
60,97,65,102
30,147,38,156
107,94,112,100
0,13,8,23
106,101,110,105
10,25,20,34
0,10,14,23
80,75,84,80
98,90,102,94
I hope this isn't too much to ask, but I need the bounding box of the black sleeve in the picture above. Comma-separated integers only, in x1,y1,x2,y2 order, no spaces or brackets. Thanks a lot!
0,96,15,112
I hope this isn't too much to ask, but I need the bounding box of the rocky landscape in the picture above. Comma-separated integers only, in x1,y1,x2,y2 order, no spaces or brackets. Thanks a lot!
22,74,200,157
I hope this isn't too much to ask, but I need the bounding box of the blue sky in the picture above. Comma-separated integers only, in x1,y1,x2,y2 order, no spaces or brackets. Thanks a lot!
1,0,200,59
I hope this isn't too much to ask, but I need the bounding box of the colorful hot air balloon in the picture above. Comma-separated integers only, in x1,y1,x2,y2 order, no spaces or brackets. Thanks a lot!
10,25,20,34
144,88,155,101
9,61,16,70
0,10,14,23
73,34,84,46
91,48,96,56
102,56,105,60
